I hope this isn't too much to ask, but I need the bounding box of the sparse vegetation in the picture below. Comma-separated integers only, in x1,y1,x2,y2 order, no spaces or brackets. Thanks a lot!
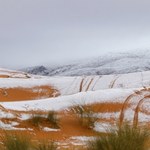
35,141,57,150
28,111,60,129
73,105,98,129
87,124,149,150
1,132,58,150
2,132,31,150
29,114,44,127
47,111,60,128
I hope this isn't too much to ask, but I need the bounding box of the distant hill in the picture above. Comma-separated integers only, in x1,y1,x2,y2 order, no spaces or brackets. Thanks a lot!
23,50,150,76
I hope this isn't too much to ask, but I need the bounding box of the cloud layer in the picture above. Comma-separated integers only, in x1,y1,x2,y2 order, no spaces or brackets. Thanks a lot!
0,0,150,68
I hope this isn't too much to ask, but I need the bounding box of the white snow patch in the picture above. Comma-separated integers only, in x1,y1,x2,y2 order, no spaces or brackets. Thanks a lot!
69,136,96,146
42,127,60,132
70,136,95,142
94,112,120,119
0,121,31,131
0,111,15,119
19,114,32,120
93,122,116,133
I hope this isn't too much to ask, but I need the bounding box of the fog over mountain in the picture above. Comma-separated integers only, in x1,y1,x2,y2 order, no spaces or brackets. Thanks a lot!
23,50,150,76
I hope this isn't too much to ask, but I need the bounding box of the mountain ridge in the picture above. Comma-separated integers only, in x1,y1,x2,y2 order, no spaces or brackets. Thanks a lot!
23,50,150,76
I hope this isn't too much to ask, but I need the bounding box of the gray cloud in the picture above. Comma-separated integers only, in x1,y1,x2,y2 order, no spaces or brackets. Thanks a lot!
0,0,150,68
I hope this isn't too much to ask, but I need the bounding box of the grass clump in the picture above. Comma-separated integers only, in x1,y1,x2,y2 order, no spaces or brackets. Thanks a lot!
30,114,44,127
2,132,31,150
47,111,60,128
35,141,57,150
73,105,97,129
87,124,149,150
28,111,60,129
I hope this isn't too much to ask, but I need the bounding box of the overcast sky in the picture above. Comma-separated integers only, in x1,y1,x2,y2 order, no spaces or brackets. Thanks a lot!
1,0,150,68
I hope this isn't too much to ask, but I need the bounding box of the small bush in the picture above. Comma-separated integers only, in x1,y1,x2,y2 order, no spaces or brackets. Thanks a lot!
28,112,60,129
73,105,97,129
35,142,57,150
2,132,31,150
30,115,44,127
47,111,59,128
87,124,149,150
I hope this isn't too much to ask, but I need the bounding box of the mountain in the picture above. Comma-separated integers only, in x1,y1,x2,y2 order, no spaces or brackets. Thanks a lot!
23,50,150,76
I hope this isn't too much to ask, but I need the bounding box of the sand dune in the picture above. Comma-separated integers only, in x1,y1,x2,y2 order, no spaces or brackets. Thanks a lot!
1,68,150,149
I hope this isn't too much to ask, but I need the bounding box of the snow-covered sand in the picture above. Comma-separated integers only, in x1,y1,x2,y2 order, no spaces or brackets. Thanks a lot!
1,69,150,132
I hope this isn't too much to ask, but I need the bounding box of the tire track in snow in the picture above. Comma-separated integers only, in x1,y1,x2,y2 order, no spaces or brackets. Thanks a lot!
91,76,102,91
82,77,90,90
79,77,85,92
109,75,120,88
85,78,94,91
141,72,144,88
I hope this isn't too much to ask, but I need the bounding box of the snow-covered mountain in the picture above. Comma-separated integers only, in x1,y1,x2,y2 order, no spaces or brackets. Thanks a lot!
23,50,150,76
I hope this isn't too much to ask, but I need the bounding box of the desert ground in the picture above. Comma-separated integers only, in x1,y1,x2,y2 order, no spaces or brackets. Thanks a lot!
0,68,150,149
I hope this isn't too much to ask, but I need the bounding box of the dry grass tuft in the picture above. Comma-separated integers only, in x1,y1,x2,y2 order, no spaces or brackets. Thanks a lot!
35,141,57,150
72,105,98,129
87,123,149,150
2,132,31,150
47,111,60,128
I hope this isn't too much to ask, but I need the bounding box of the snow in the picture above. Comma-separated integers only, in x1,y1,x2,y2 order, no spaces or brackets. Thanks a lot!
0,70,150,96
0,68,31,78
42,127,60,132
0,110,15,119
19,113,47,120
93,109,150,133
24,50,150,76
64,136,96,146
0,88,135,111
0,121,32,131
93,122,115,133
1,68,150,131
1,85,150,127
93,112,120,119
0,121,17,129
19,114,32,120
70,136,95,142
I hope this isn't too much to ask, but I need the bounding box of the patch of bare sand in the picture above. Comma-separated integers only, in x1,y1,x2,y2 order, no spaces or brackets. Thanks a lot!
0,75,10,78
0,86,59,102
90,102,129,113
